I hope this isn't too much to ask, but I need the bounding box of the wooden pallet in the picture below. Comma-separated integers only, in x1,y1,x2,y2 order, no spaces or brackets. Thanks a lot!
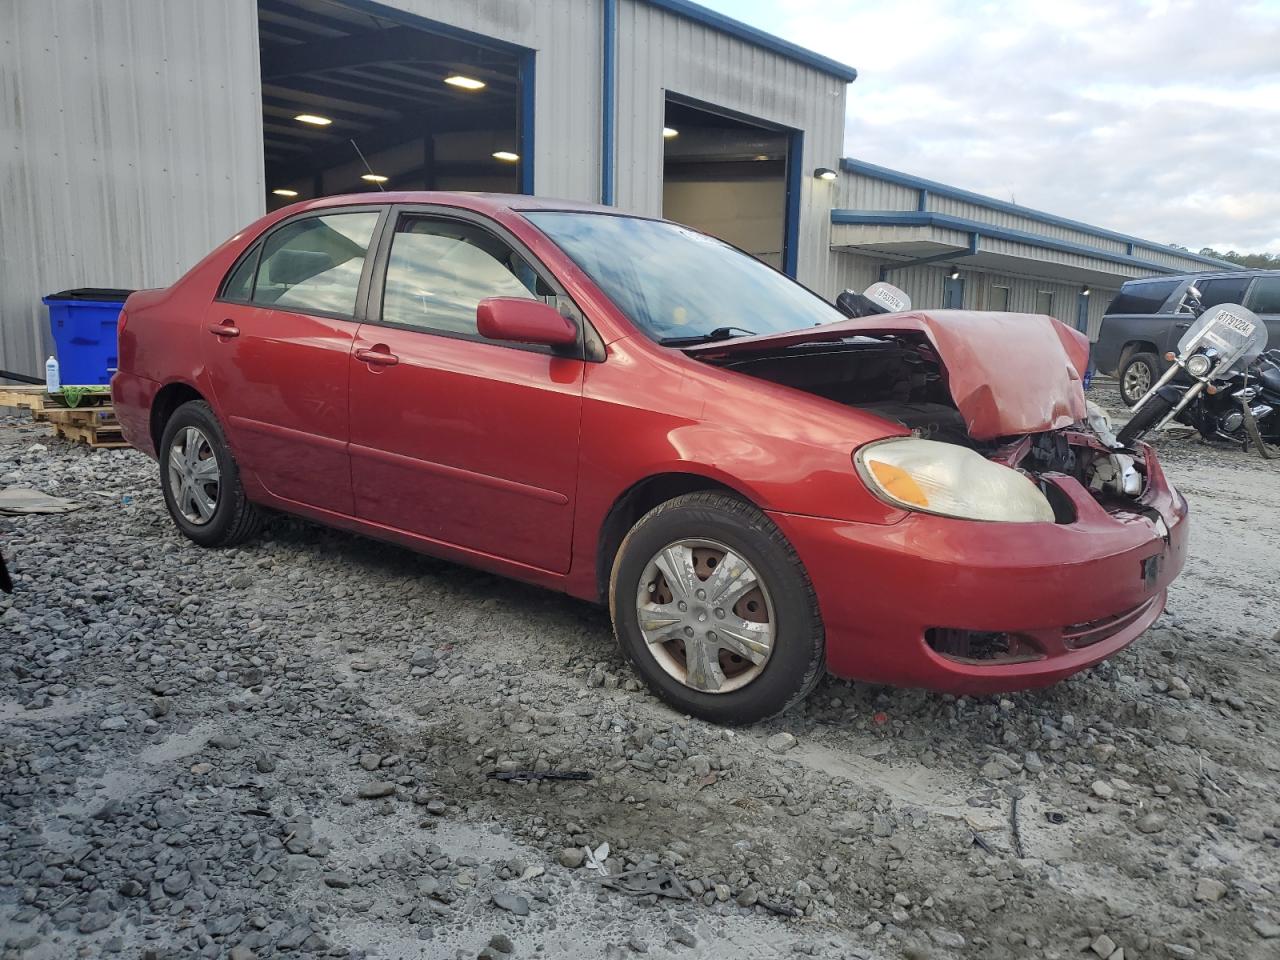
0,385,128,448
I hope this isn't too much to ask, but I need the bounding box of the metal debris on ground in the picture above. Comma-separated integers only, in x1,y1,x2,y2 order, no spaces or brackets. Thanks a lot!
1045,811,1068,825
596,868,692,901
0,488,84,515
487,770,593,783
583,842,611,876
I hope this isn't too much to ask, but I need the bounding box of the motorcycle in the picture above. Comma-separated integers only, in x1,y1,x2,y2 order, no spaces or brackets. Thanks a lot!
1117,292,1275,455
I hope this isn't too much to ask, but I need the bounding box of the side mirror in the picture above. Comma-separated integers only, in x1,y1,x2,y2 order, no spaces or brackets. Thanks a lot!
476,297,577,347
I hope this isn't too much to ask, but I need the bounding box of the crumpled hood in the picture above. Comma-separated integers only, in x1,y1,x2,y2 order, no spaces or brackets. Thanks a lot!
687,310,1090,441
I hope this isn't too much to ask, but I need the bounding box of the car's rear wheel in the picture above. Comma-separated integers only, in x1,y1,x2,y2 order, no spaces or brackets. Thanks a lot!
1119,351,1160,407
609,492,824,724
159,400,263,547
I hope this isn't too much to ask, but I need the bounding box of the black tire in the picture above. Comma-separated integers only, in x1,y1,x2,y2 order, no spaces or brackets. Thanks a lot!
1119,352,1161,407
1116,395,1175,447
609,492,824,725
158,400,263,547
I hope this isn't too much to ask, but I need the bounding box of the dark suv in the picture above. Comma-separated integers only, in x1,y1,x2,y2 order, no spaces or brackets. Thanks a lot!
1095,271,1280,405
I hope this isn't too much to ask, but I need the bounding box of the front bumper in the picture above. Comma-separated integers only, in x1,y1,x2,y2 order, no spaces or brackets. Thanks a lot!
769,446,1188,694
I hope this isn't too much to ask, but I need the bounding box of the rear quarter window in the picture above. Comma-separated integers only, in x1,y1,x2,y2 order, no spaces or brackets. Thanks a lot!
1246,276,1280,314
1104,280,1180,315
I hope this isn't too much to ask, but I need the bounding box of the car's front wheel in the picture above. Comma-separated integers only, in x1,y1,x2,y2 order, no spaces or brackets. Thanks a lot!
158,400,263,548
1119,351,1161,407
609,492,824,724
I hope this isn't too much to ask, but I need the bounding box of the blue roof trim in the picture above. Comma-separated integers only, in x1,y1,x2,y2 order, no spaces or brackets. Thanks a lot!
831,210,1196,275
839,158,1242,271
644,0,858,82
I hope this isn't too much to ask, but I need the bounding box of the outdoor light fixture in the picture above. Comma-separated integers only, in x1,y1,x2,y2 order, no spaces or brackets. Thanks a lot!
949,267,960,279
1082,285,1092,296
814,167,838,181
492,151,520,162
360,173,388,183
294,114,332,126
445,74,486,91
662,127,679,139
271,188,299,198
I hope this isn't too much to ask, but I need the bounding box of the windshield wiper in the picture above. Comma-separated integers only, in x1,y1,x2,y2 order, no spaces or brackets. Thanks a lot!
659,326,757,347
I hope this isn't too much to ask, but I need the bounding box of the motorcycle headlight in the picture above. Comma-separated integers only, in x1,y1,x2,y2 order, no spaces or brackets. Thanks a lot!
855,438,1055,523
1185,353,1212,378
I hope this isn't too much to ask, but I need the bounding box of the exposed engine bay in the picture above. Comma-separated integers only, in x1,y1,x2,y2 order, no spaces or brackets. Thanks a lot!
697,333,1153,519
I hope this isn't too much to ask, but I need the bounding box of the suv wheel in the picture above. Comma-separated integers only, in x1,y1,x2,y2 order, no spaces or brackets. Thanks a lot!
609,492,824,724
159,400,263,547
1119,352,1160,407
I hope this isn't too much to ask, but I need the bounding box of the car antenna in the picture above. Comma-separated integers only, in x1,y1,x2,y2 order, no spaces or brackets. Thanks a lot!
350,139,385,191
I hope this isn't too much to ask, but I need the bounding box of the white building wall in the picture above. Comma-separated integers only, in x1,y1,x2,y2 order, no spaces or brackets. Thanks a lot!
615,0,848,294
832,252,1119,340
366,0,605,203
0,0,265,376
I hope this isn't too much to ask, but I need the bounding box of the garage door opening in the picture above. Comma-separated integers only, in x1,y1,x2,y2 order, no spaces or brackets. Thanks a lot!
661,97,797,274
258,0,532,210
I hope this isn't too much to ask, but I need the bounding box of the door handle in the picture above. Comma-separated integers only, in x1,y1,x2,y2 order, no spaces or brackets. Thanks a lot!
1174,322,1191,329
208,320,240,338
355,347,399,366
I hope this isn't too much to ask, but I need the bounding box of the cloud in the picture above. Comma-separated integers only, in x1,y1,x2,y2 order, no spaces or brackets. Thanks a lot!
709,0,1280,253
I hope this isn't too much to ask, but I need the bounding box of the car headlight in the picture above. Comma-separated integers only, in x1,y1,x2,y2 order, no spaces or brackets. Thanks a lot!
855,438,1055,522
1185,353,1212,378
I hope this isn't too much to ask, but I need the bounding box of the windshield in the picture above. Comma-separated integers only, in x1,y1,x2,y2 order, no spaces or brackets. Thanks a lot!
525,212,844,343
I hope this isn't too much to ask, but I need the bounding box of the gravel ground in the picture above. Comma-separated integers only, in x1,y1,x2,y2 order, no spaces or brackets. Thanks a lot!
2,389,1279,960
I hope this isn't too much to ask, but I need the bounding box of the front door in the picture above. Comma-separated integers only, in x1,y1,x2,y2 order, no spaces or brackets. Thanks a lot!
203,208,382,515
942,276,965,309
348,211,584,573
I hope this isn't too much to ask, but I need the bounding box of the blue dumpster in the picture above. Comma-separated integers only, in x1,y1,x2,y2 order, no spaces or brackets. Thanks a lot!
42,288,133,386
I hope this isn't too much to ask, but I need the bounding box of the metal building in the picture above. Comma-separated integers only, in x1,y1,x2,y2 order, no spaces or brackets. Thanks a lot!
828,159,1242,339
0,0,1239,377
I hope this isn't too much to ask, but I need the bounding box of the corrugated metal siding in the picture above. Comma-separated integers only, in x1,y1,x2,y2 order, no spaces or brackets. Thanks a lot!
0,0,264,377
831,251,1119,340
373,0,603,202
836,171,919,212
615,0,848,294
834,168,1224,279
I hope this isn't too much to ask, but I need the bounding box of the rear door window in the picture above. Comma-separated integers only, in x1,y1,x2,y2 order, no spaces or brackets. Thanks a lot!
1196,276,1253,309
1104,280,1180,315
1245,276,1280,314
252,211,380,319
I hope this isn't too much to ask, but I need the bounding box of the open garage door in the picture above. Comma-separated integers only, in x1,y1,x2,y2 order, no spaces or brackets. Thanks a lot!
661,97,798,274
257,0,532,209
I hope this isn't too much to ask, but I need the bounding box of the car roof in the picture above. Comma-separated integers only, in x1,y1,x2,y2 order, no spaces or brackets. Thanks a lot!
280,192,626,218
1122,269,1280,287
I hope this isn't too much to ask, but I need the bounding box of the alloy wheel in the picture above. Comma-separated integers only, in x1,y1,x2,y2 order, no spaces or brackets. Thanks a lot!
167,426,220,525
1123,361,1152,403
635,538,775,694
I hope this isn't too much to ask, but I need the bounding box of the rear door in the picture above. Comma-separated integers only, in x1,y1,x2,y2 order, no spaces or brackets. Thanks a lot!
347,207,585,572
204,207,383,515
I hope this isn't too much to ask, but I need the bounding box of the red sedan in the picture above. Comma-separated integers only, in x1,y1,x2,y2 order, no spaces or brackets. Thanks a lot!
113,193,1187,723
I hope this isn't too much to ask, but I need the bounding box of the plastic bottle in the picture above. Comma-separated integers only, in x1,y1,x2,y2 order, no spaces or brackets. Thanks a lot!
45,355,60,393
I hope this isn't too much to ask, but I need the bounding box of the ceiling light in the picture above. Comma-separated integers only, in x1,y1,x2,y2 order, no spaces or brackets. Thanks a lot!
445,74,486,91
361,173,388,183
755,154,770,161
272,188,299,198
492,151,520,162
294,114,332,126
662,127,679,139
814,167,838,181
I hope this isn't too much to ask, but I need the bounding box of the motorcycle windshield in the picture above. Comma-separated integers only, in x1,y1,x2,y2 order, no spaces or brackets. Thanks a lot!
1178,303,1269,375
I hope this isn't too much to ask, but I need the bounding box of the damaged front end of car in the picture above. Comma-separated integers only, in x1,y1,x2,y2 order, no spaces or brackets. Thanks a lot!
688,308,1186,681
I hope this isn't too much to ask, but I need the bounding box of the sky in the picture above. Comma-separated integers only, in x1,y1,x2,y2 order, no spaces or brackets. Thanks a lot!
697,0,1280,255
